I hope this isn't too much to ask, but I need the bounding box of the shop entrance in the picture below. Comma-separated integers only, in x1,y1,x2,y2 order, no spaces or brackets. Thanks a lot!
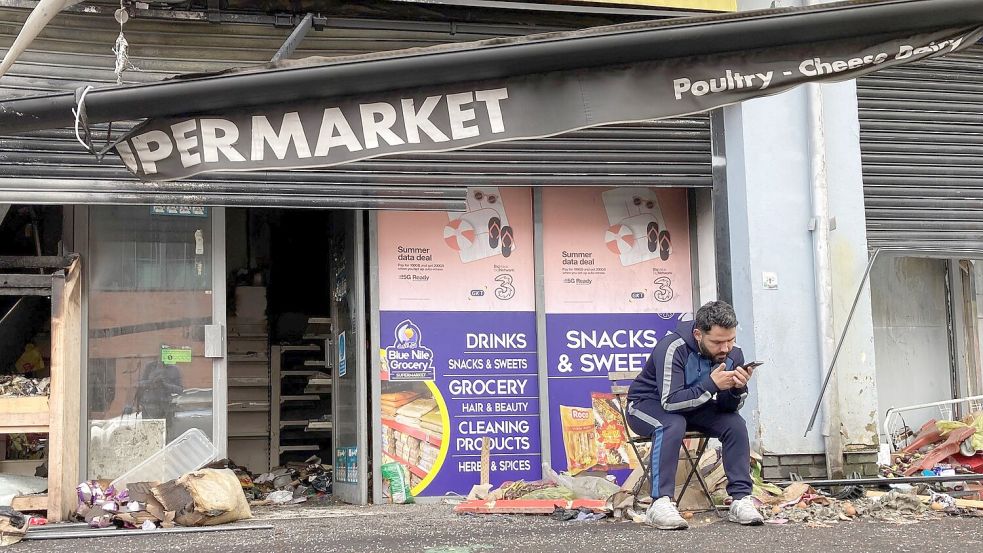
78,205,367,506
225,208,367,505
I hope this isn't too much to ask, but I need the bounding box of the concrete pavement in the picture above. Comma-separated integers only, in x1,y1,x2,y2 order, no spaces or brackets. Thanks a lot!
14,503,983,553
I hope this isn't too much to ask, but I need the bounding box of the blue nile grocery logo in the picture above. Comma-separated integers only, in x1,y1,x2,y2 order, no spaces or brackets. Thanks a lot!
385,320,435,380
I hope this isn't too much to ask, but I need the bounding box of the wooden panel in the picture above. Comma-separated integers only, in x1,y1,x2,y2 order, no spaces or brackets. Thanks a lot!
0,395,50,414
46,259,81,523
0,396,50,432
0,255,74,269
11,494,47,512
0,288,49,296
0,274,52,288
0,459,44,476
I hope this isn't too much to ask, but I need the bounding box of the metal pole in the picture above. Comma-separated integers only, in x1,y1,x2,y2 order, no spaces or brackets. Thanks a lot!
774,473,983,488
271,14,314,63
805,247,883,436
24,524,275,541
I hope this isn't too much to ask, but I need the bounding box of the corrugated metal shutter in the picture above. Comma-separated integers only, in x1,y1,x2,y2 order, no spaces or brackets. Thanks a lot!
858,45,983,250
0,7,712,210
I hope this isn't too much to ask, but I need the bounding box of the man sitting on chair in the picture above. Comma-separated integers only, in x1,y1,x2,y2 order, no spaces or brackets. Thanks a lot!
626,300,763,529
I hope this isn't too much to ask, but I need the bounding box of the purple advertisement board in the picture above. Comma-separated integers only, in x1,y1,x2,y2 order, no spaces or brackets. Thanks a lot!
380,310,541,496
545,313,683,481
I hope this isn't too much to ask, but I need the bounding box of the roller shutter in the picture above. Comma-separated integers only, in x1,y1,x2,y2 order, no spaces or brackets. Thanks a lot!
0,7,713,210
859,45,983,249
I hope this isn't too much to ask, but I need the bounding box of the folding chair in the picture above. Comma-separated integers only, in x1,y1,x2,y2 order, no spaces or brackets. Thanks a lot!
609,370,723,516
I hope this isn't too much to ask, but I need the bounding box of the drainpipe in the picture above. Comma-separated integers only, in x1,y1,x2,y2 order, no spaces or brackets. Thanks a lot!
804,0,843,475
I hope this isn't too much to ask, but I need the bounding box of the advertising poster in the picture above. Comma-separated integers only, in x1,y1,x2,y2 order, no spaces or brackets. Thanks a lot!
542,187,693,481
378,187,540,496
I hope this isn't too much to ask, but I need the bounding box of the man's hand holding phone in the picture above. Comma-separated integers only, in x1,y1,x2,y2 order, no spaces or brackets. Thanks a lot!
733,361,764,389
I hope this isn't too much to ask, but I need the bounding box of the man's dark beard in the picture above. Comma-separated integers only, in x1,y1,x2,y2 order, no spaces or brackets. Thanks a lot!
698,338,726,363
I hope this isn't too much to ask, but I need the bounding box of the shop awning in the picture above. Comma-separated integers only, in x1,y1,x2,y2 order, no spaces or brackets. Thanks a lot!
1,0,982,187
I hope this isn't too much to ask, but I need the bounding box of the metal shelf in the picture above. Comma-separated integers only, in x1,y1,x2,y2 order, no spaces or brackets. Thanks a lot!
280,395,321,402
229,431,269,438
281,370,319,377
228,353,269,363
280,444,320,453
280,345,322,352
306,420,333,432
228,402,270,412
229,377,270,387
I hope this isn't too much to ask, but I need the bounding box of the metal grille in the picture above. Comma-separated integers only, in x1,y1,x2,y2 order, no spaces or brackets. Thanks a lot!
0,7,712,209
858,45,983,249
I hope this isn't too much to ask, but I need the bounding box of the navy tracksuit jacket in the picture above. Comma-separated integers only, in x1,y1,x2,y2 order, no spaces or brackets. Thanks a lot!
626,320,753,501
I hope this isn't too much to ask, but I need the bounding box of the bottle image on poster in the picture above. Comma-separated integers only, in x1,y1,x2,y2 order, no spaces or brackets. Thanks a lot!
543,186,693,483
378,187,540,497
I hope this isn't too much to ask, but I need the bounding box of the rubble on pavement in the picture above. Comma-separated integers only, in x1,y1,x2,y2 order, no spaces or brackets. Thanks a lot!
66,454,333,534
75,468,251,530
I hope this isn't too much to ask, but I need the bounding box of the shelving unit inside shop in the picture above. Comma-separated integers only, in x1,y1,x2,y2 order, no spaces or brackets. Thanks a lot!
271,318,333,468
226,315,272,473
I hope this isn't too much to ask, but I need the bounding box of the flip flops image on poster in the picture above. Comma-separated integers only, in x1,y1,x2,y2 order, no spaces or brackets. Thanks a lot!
444,187,516,263
601,187,672,267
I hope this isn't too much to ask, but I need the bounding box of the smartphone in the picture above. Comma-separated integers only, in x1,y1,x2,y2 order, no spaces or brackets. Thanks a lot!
745,361,765,369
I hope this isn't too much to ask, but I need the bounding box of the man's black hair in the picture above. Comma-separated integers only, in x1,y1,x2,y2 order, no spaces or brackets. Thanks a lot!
694,300,738,332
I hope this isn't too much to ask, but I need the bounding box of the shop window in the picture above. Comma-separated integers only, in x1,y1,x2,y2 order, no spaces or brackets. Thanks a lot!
86,358,117,413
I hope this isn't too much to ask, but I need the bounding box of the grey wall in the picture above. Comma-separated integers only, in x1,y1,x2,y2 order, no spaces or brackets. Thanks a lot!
872,257,952,432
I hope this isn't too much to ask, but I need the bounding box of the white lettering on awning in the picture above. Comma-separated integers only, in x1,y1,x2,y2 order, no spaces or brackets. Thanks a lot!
126,86,511,175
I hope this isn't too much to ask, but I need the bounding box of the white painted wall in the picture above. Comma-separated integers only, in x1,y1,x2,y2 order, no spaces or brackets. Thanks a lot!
723,0,880,457
724,85,826,455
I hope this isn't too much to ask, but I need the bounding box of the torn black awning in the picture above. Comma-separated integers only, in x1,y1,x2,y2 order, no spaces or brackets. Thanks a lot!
2,0,982,181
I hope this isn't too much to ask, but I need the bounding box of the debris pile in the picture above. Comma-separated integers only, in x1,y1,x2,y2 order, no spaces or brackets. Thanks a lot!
454,463,620,519
74,468,252,530
885,414,983,479
208,456,333,506
0,375,49,397
753,480,983,526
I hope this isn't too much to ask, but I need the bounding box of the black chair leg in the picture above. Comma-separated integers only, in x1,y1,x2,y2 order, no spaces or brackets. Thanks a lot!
628,441,652,510
679,438,724,518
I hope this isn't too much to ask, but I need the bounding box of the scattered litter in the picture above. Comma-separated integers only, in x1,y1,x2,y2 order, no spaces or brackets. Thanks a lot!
0,375,49,397
0,506,29,547
542,463,620,500
266,490,293,505
929,492,956,510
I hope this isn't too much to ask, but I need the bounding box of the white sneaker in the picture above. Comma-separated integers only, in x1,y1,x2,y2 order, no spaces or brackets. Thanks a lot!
645,496,689,530
728,496,764,526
